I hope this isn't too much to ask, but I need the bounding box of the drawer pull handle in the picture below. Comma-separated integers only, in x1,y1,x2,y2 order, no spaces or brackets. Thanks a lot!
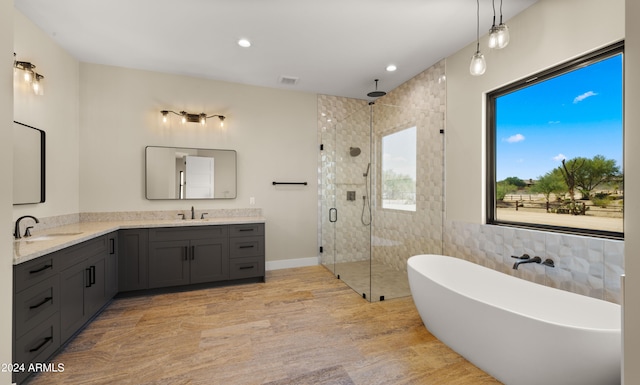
29,264,53,274
29,297,53,310
86,268,92,288
239,228,254,232
239,245,254,249
29,336,53,353
90,266,96,285
239,266,254,270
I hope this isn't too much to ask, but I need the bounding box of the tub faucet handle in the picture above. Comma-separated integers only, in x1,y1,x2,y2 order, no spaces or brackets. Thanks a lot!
511,254,530,260
541,258,555,268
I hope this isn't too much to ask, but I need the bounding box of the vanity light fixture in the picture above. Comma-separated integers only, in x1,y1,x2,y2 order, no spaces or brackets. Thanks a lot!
14,53,44,95
470,0,486,76
161,110,226,128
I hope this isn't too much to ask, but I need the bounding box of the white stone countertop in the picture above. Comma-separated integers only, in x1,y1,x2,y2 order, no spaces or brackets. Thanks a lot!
13,217,266,265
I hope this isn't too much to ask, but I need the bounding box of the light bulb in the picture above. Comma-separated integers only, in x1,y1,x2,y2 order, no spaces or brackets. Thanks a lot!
470,51,486,76
181,114,187,124
32,79,40,94
161,111,169,123
496,24,510,49
23,70,32,83
200,114,207,125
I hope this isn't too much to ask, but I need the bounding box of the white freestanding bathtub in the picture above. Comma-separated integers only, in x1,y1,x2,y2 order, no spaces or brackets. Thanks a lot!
407,254,621,385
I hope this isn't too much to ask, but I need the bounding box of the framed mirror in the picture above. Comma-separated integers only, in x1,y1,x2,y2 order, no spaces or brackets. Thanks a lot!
13,121,46,205
145,146,237,200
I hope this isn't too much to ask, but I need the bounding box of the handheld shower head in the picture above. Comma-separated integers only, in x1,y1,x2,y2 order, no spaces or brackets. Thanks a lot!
363,163,370,177
349,147,361,157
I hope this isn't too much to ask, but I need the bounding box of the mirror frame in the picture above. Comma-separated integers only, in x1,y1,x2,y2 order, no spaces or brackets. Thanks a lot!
13,121,46,205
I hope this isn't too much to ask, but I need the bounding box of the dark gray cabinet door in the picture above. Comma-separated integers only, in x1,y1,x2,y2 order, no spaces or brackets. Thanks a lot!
190,238,229,284
105,232,118,298
59,260,86,342
118,229,149,292
148,240,190,288
84,252,107,317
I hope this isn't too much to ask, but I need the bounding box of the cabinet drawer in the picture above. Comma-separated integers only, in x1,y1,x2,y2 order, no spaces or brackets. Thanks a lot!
13,312,60,384
229,223,264,237
14,254,58,293
229,257,264,280
229,236,264,258
15,276,60,339
149,226,228,242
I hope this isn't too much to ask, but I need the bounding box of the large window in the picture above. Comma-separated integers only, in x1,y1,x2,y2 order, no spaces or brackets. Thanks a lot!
382,126,417,211
487,42,624,238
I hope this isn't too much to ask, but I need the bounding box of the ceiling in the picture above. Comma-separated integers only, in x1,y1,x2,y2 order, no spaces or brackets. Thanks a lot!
15,0,537,100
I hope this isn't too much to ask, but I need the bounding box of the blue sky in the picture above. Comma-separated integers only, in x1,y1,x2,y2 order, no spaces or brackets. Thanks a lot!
496,53,623,181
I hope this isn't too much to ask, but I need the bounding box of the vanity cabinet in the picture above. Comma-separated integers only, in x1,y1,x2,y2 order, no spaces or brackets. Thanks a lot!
13,221,264,384
148,226,229,288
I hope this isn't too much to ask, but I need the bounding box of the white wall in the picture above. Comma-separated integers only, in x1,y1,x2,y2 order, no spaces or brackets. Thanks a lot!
446,0,624,223
13,10,80,220
79,64,319,263
624,0,640,382
0,0,13,382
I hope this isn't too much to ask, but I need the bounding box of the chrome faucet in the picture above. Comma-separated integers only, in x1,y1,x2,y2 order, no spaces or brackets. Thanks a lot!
511,254,542,270
14,215,39,239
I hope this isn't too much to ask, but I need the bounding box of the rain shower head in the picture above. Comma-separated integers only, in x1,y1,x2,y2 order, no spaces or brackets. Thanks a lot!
367,79,387,98
349,147,361,157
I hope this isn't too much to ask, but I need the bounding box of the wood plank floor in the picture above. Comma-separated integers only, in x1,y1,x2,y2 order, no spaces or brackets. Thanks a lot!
25,266,501,385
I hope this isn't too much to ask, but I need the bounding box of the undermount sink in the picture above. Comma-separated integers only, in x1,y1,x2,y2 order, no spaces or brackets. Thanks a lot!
25,232,83,241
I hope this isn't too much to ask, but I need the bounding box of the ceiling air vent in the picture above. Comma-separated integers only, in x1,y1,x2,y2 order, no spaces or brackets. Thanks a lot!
279,76,299,86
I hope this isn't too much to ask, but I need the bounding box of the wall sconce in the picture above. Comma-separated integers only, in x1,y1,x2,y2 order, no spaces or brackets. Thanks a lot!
161,110,226,128
14,54,44,95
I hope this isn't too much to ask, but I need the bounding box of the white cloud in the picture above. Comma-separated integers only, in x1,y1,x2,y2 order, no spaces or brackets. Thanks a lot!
553,153,566,161
573,91,598,104
505,134,525,143
548,120,560,125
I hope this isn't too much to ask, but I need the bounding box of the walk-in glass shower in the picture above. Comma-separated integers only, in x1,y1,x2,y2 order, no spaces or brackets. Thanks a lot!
320,103,444,301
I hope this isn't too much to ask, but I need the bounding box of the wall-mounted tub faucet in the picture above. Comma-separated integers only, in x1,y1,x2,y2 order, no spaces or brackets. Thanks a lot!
200,212,208,219
177,213,185,220
14,215,39,239
511,254,542,270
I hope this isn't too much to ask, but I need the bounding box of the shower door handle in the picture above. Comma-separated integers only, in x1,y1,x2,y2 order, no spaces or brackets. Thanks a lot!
329,208,337,222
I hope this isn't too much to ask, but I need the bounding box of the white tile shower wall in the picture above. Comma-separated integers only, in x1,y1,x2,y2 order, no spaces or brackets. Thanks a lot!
444,220,624,304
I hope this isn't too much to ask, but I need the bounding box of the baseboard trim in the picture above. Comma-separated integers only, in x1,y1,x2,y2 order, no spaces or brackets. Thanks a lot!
266,256,320,271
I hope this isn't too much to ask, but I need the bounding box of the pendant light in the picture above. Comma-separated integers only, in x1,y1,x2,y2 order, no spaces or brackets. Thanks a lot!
470,0,486,76
496,0,510,49
488,0,499,49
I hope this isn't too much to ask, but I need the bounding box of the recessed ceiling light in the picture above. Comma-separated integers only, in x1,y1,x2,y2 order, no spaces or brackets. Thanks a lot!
238,38,251,48
386,64,397,72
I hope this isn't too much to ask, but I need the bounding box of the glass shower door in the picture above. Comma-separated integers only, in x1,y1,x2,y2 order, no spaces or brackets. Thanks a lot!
321,106,372,300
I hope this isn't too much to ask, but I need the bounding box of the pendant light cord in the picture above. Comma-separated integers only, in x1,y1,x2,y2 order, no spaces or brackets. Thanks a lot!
476,0,480,54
